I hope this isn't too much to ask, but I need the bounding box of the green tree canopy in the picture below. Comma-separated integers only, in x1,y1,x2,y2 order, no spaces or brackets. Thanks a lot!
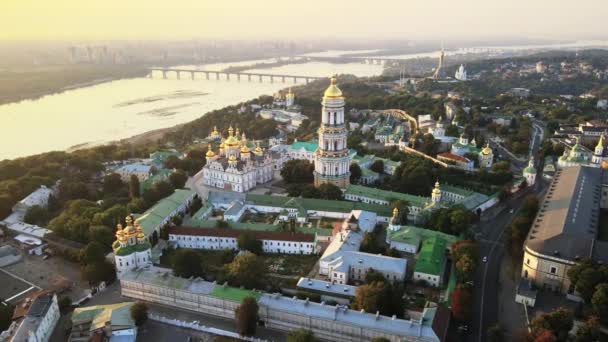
227,252,267,289
130,302,149,327
172,249,204,278
235,296,259,337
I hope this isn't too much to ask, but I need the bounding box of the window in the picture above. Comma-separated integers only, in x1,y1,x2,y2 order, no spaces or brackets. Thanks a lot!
526,259,530,265
550,266,557,274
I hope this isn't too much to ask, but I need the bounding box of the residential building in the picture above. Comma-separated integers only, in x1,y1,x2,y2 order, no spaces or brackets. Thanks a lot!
1,292,60,342
318,210,407,284
168,226,316,255
115,163,154,182
70,302,138,342
120,268,448,342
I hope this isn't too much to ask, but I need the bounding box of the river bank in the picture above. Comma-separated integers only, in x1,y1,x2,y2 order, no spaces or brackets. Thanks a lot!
0,64,148,105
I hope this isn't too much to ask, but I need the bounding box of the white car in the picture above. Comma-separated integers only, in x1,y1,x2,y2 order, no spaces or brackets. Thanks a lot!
482,256,488,263
509,209,514,214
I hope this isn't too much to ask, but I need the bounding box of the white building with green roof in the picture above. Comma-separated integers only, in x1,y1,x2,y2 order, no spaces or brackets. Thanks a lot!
287,140,318,162
413,235,452,288
70,302,137,341
558,137,593,168
134,189,196,239
523,156,537,186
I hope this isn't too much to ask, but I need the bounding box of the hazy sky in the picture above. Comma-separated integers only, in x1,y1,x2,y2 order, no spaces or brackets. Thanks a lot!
3,0,607,41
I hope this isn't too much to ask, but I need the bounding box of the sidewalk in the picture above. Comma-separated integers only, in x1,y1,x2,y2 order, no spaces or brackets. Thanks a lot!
497,255,527,340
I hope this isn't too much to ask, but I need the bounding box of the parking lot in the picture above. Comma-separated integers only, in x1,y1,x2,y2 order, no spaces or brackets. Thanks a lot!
2,249,89,302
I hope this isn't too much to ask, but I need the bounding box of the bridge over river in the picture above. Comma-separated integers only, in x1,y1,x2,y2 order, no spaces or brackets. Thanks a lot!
149,68,324,84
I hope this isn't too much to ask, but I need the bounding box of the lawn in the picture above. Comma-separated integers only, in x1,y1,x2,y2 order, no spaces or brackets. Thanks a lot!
261,254,318,277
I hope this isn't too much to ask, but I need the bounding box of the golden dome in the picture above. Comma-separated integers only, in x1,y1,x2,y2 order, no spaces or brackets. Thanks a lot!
240,145,251,154
228,154,237,162
432,181,441,194
235,127,240,137
224,135,240,147
212,126,219,134
392,207,399,217
602,160,608,169
255,143,263,153
482,143,493,155
206,148,215,158
323,77,343,98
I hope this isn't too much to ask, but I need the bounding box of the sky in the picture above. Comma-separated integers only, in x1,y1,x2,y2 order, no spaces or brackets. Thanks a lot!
2,0,608,41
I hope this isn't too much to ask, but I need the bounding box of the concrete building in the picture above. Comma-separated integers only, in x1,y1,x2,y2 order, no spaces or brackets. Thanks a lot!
1,292,60,342
296,277,356,304
168,226,316,255
120,268,449,342
115,163,154,182
521,165,608,293
70,302,138,342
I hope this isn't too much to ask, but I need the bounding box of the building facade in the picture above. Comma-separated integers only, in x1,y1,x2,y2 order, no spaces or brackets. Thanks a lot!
202,127,274,192
314,78,351,189
113,216,152,276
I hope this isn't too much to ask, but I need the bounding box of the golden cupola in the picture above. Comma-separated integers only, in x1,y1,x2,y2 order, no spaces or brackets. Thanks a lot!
323,76,343,98
206,146,215,159
254,142,263,155
115,224,127,243
481,143,493,155
135,223,145,241
228,125,234,136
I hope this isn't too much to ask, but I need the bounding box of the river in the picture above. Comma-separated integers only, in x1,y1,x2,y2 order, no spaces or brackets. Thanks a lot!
0,59,382,160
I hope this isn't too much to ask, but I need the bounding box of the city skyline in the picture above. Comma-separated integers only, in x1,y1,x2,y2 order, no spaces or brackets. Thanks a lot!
3,0,608,41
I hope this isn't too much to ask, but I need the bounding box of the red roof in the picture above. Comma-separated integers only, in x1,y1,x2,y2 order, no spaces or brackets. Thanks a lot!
168,226,315,243
437,152,470,163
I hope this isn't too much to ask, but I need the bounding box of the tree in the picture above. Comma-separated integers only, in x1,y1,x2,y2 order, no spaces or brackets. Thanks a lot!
455,254,476,282
365,269,387,284
235,296,258,337
390,200,409,225
88,225,115,249
103,173,125,195
287,328,315,342
227,252,267,289
450,285,473,322
371,338,390,342
237,233,263,255
370,160,385,174
127,198,147,214
81,260,115,286
172,249,204,278
154,181,174,199
130,302,148,326
81,241,106,264
164,155,180,169
169,170,188,189
317,183,343,200
23,205,49,226
58,296,72,312
129,175,140,199
349,163,362,184
529,308,573,342
0,302,14,332
0,195,14,221
353,282,390,315
280,160,314,184
574,316,600,342
575,268,602,301
532,329,557,342
592,284,608,324
487,324,505,342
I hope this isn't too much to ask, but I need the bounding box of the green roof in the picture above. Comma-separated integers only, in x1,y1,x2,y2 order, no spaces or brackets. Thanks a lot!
210,284,261,302
290,141,318,152
71,302,135,331
183,202,213,226
388,226,458,247
361,168,379,178
440,184,475,197
414,235,449,277
113,240,151,256
135,189,194,236
150,150,180,165
183,219,332,236
140,168,172,191
345,184,429,207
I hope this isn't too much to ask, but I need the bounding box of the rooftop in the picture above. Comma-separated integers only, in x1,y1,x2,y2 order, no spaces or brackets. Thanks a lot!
169,226,316,243
414,236,449,276
296,277,357,298
525,166,601,262
135,189,194,236
345,184,429,207
72,302,135,332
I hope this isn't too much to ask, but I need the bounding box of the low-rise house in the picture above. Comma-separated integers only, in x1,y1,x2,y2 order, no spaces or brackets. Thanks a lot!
168,226,316,255
70,302,138,342
1,292,60,342
115,163,154,182
286,140,318,163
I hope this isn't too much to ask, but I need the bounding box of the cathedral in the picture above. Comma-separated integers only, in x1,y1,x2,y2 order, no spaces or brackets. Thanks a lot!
314,77,351,188
113,215,152,277
202,126,274,192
